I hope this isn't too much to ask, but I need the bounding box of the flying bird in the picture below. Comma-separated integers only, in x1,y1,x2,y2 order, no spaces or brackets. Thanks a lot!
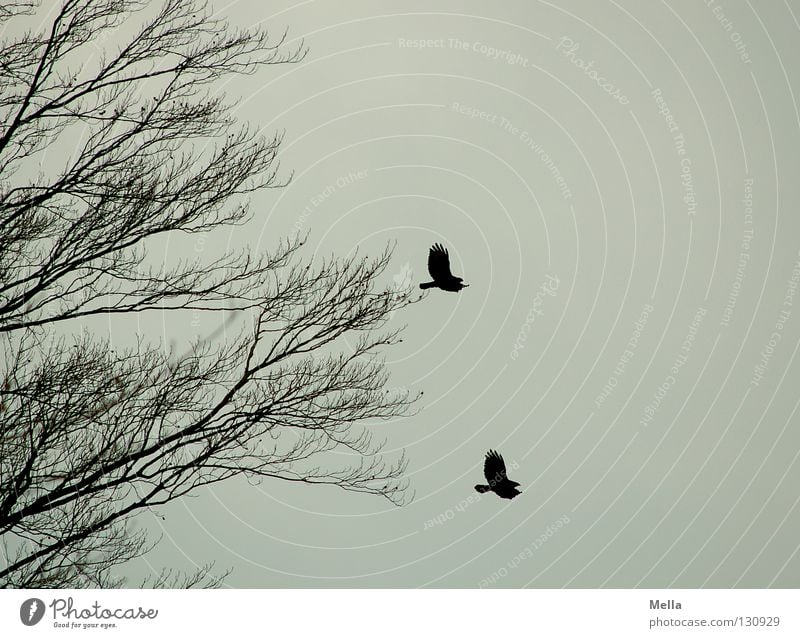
474,450,521,499
419,243,468,292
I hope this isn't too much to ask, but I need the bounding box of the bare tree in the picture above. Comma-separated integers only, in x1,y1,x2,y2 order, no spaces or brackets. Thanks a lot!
0,0,418,588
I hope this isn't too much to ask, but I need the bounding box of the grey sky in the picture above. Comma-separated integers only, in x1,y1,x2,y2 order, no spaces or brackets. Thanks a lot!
22,0,800,587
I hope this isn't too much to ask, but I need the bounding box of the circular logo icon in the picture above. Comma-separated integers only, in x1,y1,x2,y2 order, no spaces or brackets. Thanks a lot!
20,598,45,626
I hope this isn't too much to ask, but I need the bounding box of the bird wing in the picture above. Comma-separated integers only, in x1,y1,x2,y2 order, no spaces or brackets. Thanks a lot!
483,449,508,485
427,243,454,280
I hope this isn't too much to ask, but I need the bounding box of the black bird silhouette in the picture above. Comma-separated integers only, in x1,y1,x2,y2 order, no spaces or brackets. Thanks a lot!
474,450,521,499
419,243,468,292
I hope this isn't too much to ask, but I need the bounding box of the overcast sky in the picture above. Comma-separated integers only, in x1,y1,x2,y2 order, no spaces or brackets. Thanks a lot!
22,0,800,587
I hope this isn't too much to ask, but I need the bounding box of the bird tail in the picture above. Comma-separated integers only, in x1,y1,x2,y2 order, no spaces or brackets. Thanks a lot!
474,484,490,493
419,281,436,289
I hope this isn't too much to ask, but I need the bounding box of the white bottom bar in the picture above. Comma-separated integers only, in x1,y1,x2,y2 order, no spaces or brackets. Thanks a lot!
3,589,797,637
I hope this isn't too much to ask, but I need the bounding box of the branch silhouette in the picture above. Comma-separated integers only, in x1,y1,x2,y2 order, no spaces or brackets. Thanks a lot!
0,0,419,588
